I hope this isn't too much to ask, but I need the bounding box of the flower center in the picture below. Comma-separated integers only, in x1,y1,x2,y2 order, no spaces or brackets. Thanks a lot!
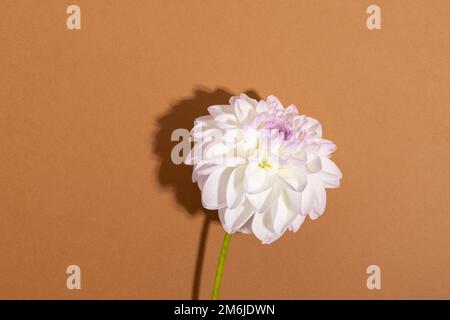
264,118,292,141
276,126,292,140
258,158,272,170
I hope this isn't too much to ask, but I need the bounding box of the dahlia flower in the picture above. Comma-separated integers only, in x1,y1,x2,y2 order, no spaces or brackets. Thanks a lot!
183,93,342,298
185,94,342,244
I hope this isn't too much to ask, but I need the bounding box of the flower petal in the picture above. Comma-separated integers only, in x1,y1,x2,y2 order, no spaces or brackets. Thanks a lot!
285,104,299,114
266,95,284,110
224,200,255,233
284,188,302,214
313,184,327,216
256,100,268,113
321,157,342,178
184,93,341,243
273,195,297,234
208,104,233,117
317,171,341,188
195,161,219,176
278,168,307,192
306,155,322,173
288,214,306,232
234,98,255,123
247,183,281,213
316,139,337,157
301,181,316,215
201,166,233,210
239,217,253,234
226,166,246,209
197,174,208,190
245,163,275,194
214,113,238,129
309,210,321,220
251,211,283,244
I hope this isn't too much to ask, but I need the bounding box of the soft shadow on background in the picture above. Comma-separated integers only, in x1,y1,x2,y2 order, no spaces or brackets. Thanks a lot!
153,87,261,299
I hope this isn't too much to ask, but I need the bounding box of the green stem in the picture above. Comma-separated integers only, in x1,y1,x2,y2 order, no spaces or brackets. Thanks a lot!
211,232,232,300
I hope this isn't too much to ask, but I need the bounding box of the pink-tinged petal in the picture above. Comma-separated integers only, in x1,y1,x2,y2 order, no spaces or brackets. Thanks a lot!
256,100,268,113
316,139,337,157
201,166,233,210
304,143,320,154
316,171,341,188
285,104,299,114
321,157,343,178
301,117,322,138
284,156,307,168
282,139,305,155
224,200,255,233
226,166,246,209
292,115,306,129
284,148,307,167
306,155,322,173
266,95,284,110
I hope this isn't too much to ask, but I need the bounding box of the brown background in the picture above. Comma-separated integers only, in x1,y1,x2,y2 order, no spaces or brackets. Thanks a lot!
0,0,449,299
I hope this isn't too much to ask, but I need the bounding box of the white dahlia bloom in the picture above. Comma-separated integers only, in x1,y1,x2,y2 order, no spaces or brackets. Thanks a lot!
184,94,342,244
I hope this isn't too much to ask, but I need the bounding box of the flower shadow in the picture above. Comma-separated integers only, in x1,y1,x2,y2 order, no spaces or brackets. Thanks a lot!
153,86,261,299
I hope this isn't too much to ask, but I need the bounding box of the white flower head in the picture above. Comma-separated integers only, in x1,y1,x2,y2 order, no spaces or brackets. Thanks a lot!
184,94,342,244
